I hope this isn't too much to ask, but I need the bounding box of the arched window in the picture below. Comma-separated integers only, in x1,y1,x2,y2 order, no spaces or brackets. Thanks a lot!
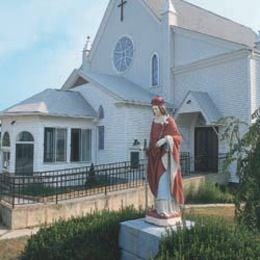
98,105,104,119
2,132,10,147
16,131,34,142
151,54,159,87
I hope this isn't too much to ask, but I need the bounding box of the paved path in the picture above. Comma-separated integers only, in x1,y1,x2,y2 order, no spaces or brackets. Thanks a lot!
0,224,39,240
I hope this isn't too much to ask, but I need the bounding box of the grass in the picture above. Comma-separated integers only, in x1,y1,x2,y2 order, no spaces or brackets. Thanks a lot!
0,206,236,260
0,236,29,260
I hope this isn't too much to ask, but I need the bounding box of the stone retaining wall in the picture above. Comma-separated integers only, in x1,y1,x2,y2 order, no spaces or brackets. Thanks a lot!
0,174,226,229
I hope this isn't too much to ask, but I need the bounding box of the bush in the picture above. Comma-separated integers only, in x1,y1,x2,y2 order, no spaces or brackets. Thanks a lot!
155,216,260,259
220,110,260,231
22,207,144,260
185,181,234,204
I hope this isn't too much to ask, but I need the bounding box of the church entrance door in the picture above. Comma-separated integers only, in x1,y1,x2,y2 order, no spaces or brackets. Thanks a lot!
15,144,34,175
15,131,34,175
195,127,218,173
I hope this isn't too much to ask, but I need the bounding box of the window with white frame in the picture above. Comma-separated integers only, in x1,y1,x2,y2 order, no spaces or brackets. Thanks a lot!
98,126,105,150
44,128,67,162
3,151,10,169
70,129,92,162
2,132,10,170
2,132,10,147
151,54,159,87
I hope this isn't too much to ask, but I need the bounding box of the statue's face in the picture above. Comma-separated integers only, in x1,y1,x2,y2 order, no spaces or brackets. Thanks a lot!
152,105,162,117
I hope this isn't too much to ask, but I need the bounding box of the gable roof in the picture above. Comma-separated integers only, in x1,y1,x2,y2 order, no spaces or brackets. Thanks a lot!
146,0,256,47
175,91,222,125
1,89,97,119
63,69,173,107
79,70,156,105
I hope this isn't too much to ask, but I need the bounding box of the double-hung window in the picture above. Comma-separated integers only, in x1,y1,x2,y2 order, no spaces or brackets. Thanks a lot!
2,132,10,170
71,129,92,162
44,128,67,162
98,126,105,150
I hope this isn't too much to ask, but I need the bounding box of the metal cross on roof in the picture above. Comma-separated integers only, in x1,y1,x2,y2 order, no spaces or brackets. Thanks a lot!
118,0,127,21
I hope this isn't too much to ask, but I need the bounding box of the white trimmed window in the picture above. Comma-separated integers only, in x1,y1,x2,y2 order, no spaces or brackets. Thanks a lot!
70,129,92,162
2,132,10,170
151,54,159,87
98,126,105,150
44,128,67,163
2,132,10,147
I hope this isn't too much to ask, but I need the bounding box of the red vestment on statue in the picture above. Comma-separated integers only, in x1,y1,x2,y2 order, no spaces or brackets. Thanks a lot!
147,116,184,205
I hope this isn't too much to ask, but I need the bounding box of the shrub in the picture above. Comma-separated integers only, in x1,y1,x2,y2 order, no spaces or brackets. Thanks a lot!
154,216,260,259
220,109,260,231
22,207,144,260
185,181,234,204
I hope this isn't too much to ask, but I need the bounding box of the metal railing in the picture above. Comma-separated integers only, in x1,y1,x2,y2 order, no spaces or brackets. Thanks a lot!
0,154,192,207
0,161,147,207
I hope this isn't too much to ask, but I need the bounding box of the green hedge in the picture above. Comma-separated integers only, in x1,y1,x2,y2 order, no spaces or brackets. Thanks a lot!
155,216,260,259
185,181,234,204
22,207,144,260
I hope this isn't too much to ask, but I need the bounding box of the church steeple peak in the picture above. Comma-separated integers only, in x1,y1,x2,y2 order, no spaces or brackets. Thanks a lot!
255,31,260,49
161,0,176,16
82,36,91,65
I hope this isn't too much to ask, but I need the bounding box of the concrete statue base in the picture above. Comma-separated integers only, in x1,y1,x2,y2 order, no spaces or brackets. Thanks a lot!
145,210,182,227
119,218,194,260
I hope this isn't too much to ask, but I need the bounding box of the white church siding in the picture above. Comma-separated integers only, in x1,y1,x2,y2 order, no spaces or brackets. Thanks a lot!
74,84,129,164
174,55,251,123
255,54,260,111
1,116,41,173
174,52,251,167
36,117,96,172
174,27,244,67
1,116,96,173
123,104,153,160
88,0,162,91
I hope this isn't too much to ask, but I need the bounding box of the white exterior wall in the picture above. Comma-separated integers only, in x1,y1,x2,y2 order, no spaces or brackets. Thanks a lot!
1,116,41,173
87,0,163,92
74,84,128,164
175,57,251,122
1,116,96,173
123,104,153,160
174,28,243,67
174,55,250,164
37,117,96,172
255,55,260,110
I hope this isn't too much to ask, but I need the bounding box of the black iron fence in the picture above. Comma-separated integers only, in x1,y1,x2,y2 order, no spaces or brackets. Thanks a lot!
0,153,213,207
0,160,147,207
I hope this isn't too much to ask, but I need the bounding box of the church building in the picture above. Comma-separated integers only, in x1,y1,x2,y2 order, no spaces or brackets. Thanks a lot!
1,0,259,182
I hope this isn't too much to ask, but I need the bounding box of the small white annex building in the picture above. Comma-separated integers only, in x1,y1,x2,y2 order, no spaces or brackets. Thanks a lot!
1,0,260,181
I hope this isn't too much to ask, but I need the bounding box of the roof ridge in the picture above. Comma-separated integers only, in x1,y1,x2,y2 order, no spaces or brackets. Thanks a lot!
179,0,255,34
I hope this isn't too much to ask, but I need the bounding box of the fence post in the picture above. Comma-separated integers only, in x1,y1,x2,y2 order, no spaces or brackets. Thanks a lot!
104,170,107,196
56,175,58,204
11,176,15,208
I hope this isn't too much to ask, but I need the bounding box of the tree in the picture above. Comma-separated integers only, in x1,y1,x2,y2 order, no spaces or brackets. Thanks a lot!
219,108,260,231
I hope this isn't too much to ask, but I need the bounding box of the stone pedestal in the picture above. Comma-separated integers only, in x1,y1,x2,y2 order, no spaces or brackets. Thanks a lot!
119,218,194,260
145,210,182,227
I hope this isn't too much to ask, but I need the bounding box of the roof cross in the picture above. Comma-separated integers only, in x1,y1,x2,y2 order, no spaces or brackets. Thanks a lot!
117,0,127,21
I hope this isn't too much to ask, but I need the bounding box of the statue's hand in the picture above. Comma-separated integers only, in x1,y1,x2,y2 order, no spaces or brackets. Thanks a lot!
156,137,166,147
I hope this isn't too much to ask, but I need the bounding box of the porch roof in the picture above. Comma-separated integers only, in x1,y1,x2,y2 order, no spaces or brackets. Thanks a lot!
174,91,222,125
1,89,97,119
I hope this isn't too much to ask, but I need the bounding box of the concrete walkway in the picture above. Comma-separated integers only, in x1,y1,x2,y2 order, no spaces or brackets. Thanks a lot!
0,224,39,240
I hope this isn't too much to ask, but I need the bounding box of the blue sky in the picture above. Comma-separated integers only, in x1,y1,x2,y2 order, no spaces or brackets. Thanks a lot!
0,0,259,111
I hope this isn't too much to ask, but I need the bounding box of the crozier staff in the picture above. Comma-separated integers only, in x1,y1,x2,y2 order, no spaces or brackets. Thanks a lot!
147,96,184,217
